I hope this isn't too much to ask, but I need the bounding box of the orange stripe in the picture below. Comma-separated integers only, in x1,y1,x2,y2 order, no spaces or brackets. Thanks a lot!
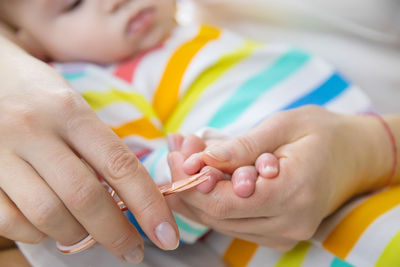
223,238,258,267
323,186,400,259
153,25,221,123
111,117,163,139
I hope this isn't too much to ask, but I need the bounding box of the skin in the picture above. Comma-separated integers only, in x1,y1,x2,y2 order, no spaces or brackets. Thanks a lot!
0,0,177,264
168,106,400,251
167,133,279,198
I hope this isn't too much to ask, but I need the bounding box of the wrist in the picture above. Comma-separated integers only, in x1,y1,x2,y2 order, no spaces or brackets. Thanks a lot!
351,114,395,194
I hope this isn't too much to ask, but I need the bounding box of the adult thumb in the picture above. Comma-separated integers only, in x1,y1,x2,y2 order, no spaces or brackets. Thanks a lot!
202,114,292,173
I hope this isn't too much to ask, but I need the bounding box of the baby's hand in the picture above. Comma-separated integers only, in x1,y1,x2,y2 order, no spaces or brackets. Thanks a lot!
167,133,279,198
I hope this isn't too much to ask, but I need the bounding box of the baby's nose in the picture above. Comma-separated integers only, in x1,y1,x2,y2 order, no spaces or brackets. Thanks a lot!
103,0,129,13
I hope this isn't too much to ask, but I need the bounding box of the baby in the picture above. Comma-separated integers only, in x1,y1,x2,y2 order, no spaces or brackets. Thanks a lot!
1,0,367,248
0,0,279,198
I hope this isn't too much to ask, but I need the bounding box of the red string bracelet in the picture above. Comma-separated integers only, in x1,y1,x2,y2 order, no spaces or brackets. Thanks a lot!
364,112,397,186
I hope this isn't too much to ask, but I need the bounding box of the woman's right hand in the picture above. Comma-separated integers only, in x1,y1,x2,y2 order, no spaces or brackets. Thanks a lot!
0,36,179,263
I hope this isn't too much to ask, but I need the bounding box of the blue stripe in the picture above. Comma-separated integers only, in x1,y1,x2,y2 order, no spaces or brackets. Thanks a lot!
282,72,349,110
207,50,310,129
330,257,354,267
62,72,86,81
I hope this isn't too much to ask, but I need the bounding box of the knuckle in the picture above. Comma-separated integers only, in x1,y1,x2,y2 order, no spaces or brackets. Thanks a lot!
105,148,139,181
109,231,137,254
234,136,258,157
0,102,38,135
30,198,64,229
52,89,83,114
67,183,104,214
134,196,161,218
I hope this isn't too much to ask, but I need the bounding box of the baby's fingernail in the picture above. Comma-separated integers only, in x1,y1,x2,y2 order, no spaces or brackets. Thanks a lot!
155,222,179,250
205,146,232,162
167,134,177,152
262,165,278,175
122,246,143,263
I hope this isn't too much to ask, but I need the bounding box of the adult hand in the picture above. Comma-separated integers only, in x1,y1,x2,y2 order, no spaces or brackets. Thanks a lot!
0,36,178,263
168,106,393,251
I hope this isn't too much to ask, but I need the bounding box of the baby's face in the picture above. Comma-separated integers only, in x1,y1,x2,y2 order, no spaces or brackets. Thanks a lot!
15,0,176,63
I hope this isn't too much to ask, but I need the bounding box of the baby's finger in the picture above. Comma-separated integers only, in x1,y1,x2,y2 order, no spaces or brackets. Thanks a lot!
196,166,225,194
181,134,206,158
183,153,205,175
168,151,190,181
255,153,279,179
232,166,258,198
167,133,184,152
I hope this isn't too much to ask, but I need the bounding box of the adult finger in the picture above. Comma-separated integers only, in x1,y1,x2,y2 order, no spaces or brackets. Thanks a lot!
0,152,86,245
202,109,302,173
177,177,282,220
19,137,145,261
61,110,179,251
0,190,46,244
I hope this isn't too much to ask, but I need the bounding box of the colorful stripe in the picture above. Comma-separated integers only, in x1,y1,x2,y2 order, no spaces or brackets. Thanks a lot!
275,241,312,267
223,239,258,267
111,117,163,139
153,25,221,123
330,257,354,267
82,89,157,119
323,186,400,259
164,40,260,133
148,146,168,180
208,50,310,129
282,72,349,110
374,230,400,267
113,44,163,84
63,72,86,81
174,214,208,236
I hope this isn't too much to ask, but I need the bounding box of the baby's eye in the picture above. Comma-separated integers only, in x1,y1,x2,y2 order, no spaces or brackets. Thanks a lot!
65,0,83,12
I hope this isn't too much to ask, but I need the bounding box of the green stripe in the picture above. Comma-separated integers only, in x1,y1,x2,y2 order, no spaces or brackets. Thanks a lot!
208,50,310,129
174,214,208,236
375,230,400,267
331,257,354,267
275,241,312,267
165,40,261,133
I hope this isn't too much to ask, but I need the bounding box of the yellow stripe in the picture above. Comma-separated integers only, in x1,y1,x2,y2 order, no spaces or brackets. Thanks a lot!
165,40,261,133
111,117,163,139
323,186,400,259
223,239,258,267
275,242,312,267
82,89,157,119
153,25,221,123
375,230,400,267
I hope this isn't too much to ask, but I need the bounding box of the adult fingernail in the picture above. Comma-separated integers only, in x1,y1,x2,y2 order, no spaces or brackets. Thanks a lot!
205,145,232,162
155,222,179,250
122,246,143,263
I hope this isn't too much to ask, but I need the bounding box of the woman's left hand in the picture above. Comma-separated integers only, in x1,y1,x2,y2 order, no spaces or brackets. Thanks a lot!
167,106,393,251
